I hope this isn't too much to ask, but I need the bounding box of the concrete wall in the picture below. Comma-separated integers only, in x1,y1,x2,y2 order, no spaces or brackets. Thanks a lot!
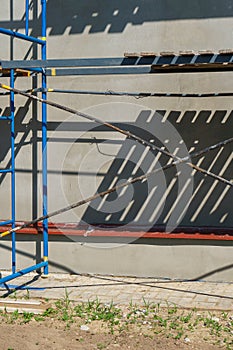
0,1,232,280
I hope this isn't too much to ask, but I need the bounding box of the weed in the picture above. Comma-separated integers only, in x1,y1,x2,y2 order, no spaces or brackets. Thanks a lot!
22,312,34,324
24,290,30,300
74,299,122,330
34,315,45,322
221,312,228,320
175,331,183,340
180,312,192,323
9,310,19,323
0,297,232,349
154,314,167,328
166,302,177,315
42,307,57,317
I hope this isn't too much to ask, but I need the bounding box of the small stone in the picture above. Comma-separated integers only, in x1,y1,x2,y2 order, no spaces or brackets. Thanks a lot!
211,317,219,322
80,325,90,331
184,337,191,343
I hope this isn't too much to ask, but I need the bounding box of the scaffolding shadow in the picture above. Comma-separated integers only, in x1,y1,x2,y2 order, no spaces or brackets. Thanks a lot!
78,109,233,230
0,0,233,35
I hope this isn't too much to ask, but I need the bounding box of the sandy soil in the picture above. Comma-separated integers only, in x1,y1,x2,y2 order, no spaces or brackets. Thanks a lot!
1,319,223,350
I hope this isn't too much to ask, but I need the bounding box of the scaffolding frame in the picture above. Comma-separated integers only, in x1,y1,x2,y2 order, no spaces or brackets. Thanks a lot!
0,2,232,286
0,0,48,284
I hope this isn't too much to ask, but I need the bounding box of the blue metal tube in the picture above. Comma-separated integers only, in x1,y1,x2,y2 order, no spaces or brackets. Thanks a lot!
28,68,43,73
0,28,45,45
0,220,13,226
41,0,48,275
0,262,48,284
10,69,16,274
0,169,12,173
25,0,29,36
0,116,12,120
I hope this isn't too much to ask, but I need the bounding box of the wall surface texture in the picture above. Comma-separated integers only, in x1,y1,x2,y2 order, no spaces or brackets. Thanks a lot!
0,1,232,281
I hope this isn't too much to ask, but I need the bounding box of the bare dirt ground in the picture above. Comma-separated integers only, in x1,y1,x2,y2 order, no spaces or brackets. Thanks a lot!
0,299,232,350
0,320,224,350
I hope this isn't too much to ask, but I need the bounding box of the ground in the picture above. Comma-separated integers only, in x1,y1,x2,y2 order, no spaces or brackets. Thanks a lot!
0,298,232,350
0,321,224,350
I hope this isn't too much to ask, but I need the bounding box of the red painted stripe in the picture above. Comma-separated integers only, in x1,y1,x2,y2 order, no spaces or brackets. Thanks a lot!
0,222,232,240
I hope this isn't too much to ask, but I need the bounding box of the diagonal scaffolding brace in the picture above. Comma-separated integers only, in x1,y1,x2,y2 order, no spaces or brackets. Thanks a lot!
0,83,232,187
1,136,232,238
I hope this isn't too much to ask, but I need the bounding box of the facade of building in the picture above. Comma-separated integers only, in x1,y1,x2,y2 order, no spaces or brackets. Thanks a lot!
0,1,232,281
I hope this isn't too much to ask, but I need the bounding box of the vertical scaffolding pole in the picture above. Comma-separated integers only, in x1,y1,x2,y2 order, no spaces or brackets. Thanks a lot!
25,0,29,36
10,68,16,274
41,0,48,275
0,0,49,283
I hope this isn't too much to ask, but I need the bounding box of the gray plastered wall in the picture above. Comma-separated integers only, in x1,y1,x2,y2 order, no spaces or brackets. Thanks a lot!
0,1,232,280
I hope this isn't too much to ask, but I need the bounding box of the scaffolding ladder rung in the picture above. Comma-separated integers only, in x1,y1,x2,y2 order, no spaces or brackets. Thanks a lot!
0,28,45,45
0,168,12,174
0,116,12,120
0,220,13,226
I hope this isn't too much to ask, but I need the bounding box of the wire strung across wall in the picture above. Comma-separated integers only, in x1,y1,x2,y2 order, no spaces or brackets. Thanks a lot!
1,88,233,98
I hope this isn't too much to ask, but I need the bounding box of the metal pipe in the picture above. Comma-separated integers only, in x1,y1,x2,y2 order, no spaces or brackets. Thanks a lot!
0,169,12,174
1,137,232,239
41,0,48,275
0,116,13,120
10,69,16,274
1,222,233,240
0,220,13,226
0,28,45,45
0,83,231,186
25,0,29,36
0,261,48,285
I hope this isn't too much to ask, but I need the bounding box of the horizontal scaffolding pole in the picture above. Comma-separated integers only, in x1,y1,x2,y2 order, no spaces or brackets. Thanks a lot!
45,66,152,76
43,63,233,76
0,220,13,226
0,169,12,174
0,28,45,45
1,58,125,69
1,52,233,70
0,262,48,284
1,222,233,240
0,116,12,120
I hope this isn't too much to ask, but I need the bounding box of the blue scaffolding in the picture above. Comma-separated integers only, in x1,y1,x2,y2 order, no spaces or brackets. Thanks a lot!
0,0,48,284
0,2,232,287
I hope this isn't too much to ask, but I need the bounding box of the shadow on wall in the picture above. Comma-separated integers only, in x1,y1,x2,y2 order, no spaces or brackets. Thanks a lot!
0,106,232,229
79,109,233,229
0,0,233,35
